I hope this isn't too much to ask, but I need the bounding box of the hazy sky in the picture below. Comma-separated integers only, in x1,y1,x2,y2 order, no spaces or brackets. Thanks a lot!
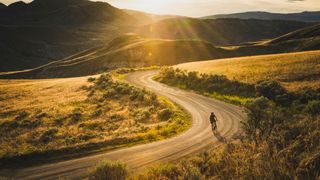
2,0,320,17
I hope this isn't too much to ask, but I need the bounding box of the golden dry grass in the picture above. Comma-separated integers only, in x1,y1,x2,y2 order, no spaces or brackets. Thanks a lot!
176,50,320,91
0,77,89,122
0,75,190,160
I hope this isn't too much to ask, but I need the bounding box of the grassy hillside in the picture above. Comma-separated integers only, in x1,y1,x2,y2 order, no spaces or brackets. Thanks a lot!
268,23,320,51
2,28,320,79
136,18,311,45
176,50,320,91
0,73,190,167
0,0,136,72
0,0,316,73
0,0,157,72
0,34,235,78
0,0,134,25
0,24,124,72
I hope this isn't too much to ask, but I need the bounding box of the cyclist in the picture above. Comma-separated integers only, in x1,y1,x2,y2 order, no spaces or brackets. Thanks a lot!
210,112,218,130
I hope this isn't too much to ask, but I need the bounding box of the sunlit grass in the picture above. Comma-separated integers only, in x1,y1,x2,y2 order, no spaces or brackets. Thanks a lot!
0,73,190,164
203,92,254,105
176,50,320,92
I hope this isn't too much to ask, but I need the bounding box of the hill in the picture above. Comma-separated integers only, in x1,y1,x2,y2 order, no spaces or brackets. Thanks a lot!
0,0,134,25
136,18,312,45
176,50,320,91
0,0,314,73
2,23,320,79
0,3,6,9
268,23,320,51
0,0,138,72
203,11,320,22
0,34,234,78
123,9,182,25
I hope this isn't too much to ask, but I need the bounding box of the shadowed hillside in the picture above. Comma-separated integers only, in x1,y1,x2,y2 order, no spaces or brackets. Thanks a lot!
0,3,6,9
0,0,138,72
0,34,233,78
136,18,312,45
268,23,320,51
0,25,122,72
0,0,134,25
0,0,315,73
2,22,320,79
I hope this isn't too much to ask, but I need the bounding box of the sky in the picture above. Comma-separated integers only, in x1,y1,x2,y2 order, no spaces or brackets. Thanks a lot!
2,0,320,17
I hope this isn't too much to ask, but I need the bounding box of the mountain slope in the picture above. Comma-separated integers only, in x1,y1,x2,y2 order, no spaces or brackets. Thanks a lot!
203,11,320,22
0,0,138,72
0,34,233,78
267,23,320,51
2,22,320,79
0,3,6,9
136,18,312,45
0,0,134,25
123,9,182,25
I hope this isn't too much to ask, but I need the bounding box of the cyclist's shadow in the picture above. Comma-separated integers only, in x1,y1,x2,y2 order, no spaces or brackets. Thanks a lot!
211,125,227,143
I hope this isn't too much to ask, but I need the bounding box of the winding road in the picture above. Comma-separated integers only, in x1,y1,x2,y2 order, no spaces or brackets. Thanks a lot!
2,70,245,179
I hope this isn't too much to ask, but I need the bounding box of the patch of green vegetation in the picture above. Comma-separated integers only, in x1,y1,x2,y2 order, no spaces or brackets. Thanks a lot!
156,67,320,107
89,160,128,180
156,67,256,105
112,66,160,80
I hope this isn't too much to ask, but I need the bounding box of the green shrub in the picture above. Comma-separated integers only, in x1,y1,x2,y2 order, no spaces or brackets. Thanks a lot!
54,117,66,126
158,109,172,121
0,121,18,129
79,133,96,141
89,160,128,180
88,77,96,83
142,164,181,179
116,68,135,74
110,114,124,122
135,109,151,122
70,107,82,122
305,100,320,116
39,128,58,143
65,135,77,145
20,119,41,129
255,80,293,105
92,109,103,118
15,111,29,121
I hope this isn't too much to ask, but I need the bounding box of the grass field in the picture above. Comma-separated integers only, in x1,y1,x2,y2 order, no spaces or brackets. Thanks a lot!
0,73,190,166
176,50,320,91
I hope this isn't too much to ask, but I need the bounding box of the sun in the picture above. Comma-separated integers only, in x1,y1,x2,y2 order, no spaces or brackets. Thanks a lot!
129,0,173,14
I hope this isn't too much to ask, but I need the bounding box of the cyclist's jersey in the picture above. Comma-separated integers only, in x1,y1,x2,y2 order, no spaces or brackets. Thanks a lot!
210,115,216,124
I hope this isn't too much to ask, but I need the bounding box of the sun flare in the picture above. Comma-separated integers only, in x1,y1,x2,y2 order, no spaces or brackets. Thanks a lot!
119,0,173,14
